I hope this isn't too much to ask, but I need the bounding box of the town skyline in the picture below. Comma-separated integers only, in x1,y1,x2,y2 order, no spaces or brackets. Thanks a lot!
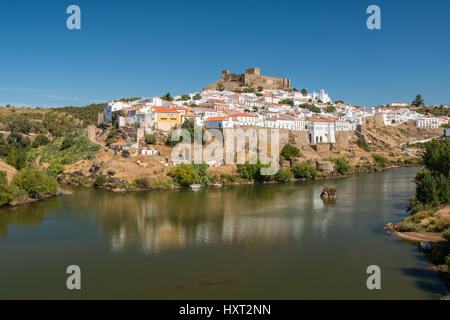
1,0,450,108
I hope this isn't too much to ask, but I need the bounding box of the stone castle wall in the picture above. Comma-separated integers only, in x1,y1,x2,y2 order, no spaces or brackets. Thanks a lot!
210,67,291,90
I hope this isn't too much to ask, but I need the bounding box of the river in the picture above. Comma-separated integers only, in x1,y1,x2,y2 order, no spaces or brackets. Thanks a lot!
0,167,446,299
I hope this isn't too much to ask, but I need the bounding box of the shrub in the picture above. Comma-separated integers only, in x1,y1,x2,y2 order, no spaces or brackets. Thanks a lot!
357,137,370,152
280,144,300,160
32,135,50,148
167,164,199,186
144,133,157,145
4,146,27,170
60,136,75,151
94,174,106,187
423,140,450,177
12,168,58,199
237,159,273,181
299,103,321,113
396,222,417,232
415,171,449,206
291,162,317,179
28,134,101,165
372,153,390,167
0,171,14,206
274,168,294,182
191,162,211,185
329,158,351,174
134,177,149,188
46,161,65,178
0,171,7,185
0,183,14,206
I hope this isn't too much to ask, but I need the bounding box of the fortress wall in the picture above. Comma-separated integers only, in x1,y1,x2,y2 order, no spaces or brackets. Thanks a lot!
335,131,355,148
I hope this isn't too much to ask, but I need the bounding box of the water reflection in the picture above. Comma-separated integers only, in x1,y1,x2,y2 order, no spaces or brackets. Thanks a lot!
0,169,419,256
1,167,447,299
0,176,388,254
93,185,318,254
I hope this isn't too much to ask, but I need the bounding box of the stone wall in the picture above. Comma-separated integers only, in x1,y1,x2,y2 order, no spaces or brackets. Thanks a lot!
207,67,291,91
335,131,355,148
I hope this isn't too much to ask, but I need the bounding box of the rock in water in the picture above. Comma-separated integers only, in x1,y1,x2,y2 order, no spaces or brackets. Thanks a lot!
320,187,338,201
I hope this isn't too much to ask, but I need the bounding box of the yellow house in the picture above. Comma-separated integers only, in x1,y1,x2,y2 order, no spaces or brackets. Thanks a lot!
151,106,181,131
151,106,181,124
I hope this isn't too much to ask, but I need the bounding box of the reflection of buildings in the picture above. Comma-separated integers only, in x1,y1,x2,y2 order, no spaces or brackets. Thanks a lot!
97,185,340,254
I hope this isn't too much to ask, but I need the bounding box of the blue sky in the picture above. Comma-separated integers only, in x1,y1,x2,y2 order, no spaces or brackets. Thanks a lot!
0,0,449,108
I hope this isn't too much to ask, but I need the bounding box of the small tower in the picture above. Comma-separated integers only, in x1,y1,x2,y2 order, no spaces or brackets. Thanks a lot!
245,67,260,75
221,69,230,80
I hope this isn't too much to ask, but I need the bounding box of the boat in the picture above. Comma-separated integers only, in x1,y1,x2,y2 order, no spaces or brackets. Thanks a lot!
212,183,223,188
190,184,202,190
420,241,431,251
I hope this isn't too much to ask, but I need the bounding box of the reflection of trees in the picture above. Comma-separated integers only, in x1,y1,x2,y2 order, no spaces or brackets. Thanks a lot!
0,198,59,237
96,184,319,254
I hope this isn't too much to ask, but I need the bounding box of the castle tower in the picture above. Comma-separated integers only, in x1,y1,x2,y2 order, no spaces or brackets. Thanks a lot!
245,67,260,75
221,70,230,80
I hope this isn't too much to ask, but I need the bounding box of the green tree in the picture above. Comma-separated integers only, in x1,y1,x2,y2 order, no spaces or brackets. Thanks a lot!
279,99,294,107
60,136,75,151
0,171,15,206
5,146,27,170
292,162,317,179
412,94,424,107
423,140,450,177
161,92,174,102
301,89,307,96
299,103,321,113
372,153,389,167
13,168,58,199
275,168,294,182
329,158,351,174
167,164,199,186
325,106,336,113
46,161,65,178
144,133,157,145
32,134,50,148
280,144,300,160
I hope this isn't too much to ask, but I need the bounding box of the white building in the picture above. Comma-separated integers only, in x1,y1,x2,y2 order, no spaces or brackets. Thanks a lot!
307,120,336,143
416,116,439,128
204,116,234,129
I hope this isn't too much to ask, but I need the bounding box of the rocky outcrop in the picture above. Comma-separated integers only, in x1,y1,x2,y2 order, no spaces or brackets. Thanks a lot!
320,187,338,201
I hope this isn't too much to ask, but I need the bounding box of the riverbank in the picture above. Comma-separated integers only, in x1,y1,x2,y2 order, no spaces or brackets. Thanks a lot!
59,160,419,193
387,205,450,290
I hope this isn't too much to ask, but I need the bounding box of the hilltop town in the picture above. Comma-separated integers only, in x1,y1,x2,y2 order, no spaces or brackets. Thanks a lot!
0,67,449,193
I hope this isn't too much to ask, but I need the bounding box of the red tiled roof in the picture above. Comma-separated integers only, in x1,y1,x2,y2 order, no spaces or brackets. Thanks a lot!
111,140,126,146
151,106,179,113
205,116,230,122
230,113,257,117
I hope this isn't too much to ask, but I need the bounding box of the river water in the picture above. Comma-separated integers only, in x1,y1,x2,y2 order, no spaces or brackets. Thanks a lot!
0,167,446,299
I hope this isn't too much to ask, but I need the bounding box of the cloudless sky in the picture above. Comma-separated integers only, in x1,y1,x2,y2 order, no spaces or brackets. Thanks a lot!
0,0,449,108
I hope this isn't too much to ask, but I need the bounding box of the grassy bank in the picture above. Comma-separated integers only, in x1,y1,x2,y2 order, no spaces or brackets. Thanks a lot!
389,140,450,292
